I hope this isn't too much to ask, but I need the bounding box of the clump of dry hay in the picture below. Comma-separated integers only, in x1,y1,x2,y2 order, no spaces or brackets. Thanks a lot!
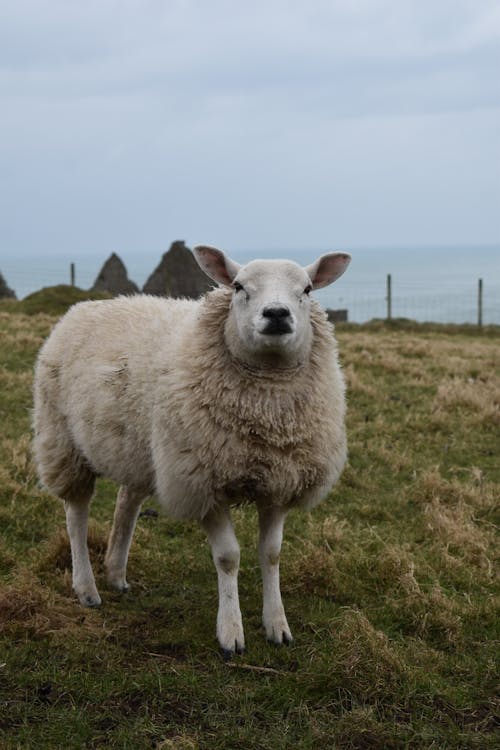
432,376,500,427
0,569,102,639
409,468,497,580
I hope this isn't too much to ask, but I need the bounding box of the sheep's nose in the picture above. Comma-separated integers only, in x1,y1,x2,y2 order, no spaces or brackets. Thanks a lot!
262,305,291,320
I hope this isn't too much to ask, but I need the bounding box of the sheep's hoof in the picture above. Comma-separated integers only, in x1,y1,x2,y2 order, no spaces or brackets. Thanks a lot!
108,580,130,594
85,596,102,608
221,640,245,661
106,568,130,593
75,590,102,608
267,631,293,647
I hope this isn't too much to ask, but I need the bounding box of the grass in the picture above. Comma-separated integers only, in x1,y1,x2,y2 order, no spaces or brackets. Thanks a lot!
0,285,111,316
0,306,499,749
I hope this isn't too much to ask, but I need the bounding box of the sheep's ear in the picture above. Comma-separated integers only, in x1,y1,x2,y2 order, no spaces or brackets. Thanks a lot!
304,252,351,289
193,245,241,287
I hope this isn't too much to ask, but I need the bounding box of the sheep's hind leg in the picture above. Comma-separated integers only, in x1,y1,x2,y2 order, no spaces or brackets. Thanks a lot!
65,494,101,607
201,506,245,658
258,505,292,645
105,486,144,593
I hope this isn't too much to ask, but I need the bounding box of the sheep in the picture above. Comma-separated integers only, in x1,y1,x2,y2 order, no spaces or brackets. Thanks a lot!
33,245,350,657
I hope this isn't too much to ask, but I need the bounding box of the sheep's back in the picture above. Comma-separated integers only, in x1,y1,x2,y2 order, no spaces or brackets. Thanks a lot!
34,295,199,492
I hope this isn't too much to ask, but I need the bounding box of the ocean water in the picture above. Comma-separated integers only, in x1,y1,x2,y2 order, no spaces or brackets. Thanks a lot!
1,245,499,324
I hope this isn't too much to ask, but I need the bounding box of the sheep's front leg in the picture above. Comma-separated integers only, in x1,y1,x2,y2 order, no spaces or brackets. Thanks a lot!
201,506,244,658
105,486,144,592
258,505,292,645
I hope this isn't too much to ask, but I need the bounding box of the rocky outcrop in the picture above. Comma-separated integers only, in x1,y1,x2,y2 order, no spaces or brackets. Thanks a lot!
143,240,214,299
91,253,139,296
0,272,16,299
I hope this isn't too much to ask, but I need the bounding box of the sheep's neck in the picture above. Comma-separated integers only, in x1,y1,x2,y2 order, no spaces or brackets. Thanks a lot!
228,353,305,380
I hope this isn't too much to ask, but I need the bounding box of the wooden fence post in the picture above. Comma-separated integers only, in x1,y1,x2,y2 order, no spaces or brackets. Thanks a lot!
386,274,392,321
70,263,75,287
478,278,483,327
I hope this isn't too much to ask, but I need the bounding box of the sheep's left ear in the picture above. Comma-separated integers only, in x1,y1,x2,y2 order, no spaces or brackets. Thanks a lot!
304,252,351,289
193,245,241,287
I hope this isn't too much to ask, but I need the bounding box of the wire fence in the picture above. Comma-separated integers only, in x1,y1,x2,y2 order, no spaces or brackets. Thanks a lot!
316,276,498,326
2,261,499,326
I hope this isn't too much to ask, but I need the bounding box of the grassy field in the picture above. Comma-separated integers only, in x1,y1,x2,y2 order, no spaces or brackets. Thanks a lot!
0,304,498,749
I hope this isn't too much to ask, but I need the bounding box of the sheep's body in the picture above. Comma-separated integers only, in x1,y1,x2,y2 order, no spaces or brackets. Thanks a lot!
33,246,350,656
34,295,196,503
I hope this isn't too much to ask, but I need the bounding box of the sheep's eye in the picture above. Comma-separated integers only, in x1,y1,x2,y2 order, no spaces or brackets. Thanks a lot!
233,282,244,293
304,284,312,295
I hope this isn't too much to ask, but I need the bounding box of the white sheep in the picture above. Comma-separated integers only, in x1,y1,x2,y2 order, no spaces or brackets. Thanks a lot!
33,246,350,657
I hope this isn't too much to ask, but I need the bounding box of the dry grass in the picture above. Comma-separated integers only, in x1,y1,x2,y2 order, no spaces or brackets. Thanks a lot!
433,376,500,426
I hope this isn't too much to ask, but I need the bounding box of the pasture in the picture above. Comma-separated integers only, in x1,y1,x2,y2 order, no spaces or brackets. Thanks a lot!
0,307,498,749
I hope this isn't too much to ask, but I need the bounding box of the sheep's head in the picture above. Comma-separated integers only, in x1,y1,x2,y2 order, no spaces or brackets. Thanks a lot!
193,245,351,368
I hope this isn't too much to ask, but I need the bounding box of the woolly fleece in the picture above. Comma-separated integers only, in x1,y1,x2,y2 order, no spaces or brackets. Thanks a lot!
33,289,347,520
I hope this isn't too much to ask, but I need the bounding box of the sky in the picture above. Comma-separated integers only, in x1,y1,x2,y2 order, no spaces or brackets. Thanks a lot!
1,0,499,258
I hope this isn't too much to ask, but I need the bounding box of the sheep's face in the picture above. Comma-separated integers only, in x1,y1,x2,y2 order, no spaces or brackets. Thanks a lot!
227,260,315,361
193,246,351,368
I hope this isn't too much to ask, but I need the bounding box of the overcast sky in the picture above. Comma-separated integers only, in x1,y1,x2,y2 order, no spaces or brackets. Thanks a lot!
1,0,499,258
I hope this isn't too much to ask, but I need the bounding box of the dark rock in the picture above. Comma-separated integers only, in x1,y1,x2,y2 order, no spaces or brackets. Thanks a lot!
326,309,348,323
91,253,139,296
0,272,16,299
143,240,214,299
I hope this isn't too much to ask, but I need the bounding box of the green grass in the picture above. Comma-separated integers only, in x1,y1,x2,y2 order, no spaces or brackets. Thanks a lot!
0,285,111,316
0,310,498,749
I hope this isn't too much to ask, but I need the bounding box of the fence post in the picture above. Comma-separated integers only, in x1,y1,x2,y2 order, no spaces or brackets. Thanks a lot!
478,278,483,327
70,263,75,287
386,274,392,321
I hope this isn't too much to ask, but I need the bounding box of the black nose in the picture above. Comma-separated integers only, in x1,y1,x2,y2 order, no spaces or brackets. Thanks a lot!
262,305,291,320
261,305,293,335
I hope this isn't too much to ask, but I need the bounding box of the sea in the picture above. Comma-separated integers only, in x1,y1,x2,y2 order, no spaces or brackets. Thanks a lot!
1,245,499,325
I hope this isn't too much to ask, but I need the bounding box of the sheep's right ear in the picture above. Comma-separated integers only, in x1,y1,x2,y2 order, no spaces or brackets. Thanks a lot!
193,246,241,287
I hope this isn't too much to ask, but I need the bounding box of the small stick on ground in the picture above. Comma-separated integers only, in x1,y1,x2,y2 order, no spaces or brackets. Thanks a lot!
225,662,283,675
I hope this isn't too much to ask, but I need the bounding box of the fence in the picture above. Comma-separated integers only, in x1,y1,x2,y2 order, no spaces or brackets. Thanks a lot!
65,266,500,326
384,274,485,326
317,275,498,326
1,260,499,327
